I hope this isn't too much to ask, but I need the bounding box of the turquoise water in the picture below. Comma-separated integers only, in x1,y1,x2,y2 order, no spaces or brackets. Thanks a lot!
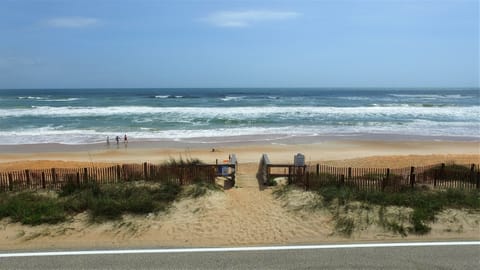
0,88,478,144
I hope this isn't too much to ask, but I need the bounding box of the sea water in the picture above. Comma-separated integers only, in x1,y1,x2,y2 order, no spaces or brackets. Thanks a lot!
0,88,478,145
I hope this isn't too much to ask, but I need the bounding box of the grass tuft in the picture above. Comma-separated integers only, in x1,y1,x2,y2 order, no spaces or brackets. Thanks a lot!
0,192,66,225
312,183,480,236
0,181,184,225
182,179,221,199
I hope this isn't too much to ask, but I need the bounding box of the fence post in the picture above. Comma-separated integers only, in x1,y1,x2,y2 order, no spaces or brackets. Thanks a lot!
122,164,130,181
25,169,31,188
316,164,320,176
348,167,352,179
76,172,81,186
441,163,445,180
41,172,46,189
288,166,292,185
8,173,13,191
340,174,345,187
116,165,121,181
470,164,475,187
143,162,148,180
476,171,480,190
305,171,310,191
382,168,390,191
83,168,88,182
51,168,57,186
410,166,415,189
303,165,307,188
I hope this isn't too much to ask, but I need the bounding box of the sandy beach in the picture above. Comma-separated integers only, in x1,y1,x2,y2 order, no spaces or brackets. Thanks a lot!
0,139,479,251
0,139,479,171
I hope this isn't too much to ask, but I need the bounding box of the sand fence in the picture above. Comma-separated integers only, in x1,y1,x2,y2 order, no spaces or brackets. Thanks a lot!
0,161,237,192
259,154,480,191
1,154,478,192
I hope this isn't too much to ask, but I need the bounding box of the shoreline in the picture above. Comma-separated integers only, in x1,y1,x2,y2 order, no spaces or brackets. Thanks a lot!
0,133,479,154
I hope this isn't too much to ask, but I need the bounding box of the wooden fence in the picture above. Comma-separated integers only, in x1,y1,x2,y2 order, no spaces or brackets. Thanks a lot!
299,163,480,192
0,162,235,192
260,158,480,192
258,154,307,185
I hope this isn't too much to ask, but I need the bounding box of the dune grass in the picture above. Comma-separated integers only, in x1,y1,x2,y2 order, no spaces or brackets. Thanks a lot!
164,157,204,166
61,181,182,222
0,158,222,225
0,177,220,225
315,183,479,235
182,179,222,199
274,179,479,236
0,192,66,225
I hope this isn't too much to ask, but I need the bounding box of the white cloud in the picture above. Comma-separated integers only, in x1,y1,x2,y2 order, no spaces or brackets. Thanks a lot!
46,17,98,28
203,10,301,27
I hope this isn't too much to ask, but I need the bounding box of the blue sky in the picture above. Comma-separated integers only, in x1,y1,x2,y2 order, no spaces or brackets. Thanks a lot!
0,0,478,88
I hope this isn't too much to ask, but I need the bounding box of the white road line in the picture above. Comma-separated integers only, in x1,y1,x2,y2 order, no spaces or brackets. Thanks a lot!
1,241,479,258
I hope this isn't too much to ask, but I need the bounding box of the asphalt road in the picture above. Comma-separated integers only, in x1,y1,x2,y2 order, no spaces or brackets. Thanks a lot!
1,243,479,269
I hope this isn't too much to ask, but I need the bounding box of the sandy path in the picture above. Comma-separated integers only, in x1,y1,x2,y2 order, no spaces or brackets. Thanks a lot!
136,167,332,246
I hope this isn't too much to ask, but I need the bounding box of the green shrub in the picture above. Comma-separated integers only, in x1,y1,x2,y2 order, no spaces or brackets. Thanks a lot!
314,184,479,236
61,181,182,221
444,189,480,208
0,192,65,225
410,208,432,234
265,177,277,187
335,216,355,236
165,158,204,166
0,180,185,224
152,181,182,201
59,180,101,197
183,180,221,199
272,185,292,199
316,184,354,204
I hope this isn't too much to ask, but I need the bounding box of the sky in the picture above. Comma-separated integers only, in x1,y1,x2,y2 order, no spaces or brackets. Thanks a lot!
0,0,478,89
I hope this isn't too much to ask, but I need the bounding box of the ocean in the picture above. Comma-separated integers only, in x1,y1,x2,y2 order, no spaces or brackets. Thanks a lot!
0,88,478,145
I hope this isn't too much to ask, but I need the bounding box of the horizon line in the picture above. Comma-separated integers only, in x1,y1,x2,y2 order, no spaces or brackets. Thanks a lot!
0,86,478,90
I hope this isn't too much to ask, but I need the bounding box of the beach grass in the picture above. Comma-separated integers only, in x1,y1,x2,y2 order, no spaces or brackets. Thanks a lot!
0,177,220,225
320,184,479,235
62,181,182,222
275,182,479,236
0,192,66,225
181,179,222,199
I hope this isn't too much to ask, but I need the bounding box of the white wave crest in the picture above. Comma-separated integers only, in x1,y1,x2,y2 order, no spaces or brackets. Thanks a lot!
40,98,81,102
17,96,44,100
0,120,478,145
220,96,245,101
0,106,478,121
389,94,471,99
16,96,80,102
